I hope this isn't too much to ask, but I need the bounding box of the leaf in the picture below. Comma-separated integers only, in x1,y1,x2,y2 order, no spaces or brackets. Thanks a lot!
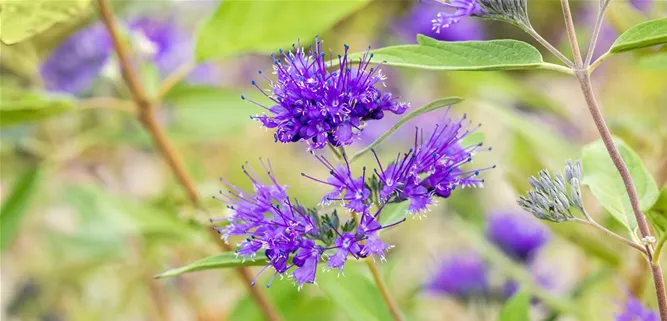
647,187,667,235
610,18,667,53
349,97,462,162
155,252,269,279
0,87,75,127
581,137,659,231
378,201,410,226
0,0,91,45
638,53,667,70
195,0,370,62
347,35,544,71
0,167,41,252
498,291,531,321
317,262,395,321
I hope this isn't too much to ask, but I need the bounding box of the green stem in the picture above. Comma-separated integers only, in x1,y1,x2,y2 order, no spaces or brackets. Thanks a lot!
365,259,404,321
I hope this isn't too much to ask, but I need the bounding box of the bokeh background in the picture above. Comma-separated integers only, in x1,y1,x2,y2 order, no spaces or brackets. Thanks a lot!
1,0,666,320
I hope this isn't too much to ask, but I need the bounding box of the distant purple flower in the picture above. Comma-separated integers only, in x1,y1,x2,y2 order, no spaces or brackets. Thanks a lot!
396,3,485,42
616,297,659,321
302,155,370,212
503,272,552,302
486,212,550,262
41,18,202,95
429,0,485,34
40,23,113,94
425,253,489,298
630,0,653,12
246,38,409,150
373,114,493,214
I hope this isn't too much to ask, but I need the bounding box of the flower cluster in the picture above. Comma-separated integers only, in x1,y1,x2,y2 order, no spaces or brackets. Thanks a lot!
518,160,584,222
373,116,493,214
214,160,400,288
213,37,494,289
245,38,409,150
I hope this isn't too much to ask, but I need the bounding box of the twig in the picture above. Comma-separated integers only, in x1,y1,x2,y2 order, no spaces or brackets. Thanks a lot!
157,61,196,100
96,1,283,320
584,0,612,67
572,218,647,255
365,259,404,321
588,51,611,73
522,26,574,68
560,0,584,68
653,233,667,266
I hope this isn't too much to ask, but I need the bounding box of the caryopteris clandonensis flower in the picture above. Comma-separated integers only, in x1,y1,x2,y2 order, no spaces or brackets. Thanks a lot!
372,114,494,214
244,38,409,150
429,0,486,33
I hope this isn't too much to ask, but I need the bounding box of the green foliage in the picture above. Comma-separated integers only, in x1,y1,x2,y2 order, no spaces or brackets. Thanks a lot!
155,252,268,279
350,97,463,162
348,35,544,71
581,137,659,232
317,262,395,321
0,0,90,45
0,87,75,127
610,18,667,53
647,187,667,235
0,167,42,252
378,202,410,227
195,0,370,62
497,290,531,321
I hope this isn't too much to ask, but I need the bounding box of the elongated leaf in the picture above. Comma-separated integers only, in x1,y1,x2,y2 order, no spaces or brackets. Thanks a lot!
498,291,531,321
156,252,268,279
196,0,370,62
0,87,75,126
349,97,462,162
348,35,543,71
0,0,91,45
581,137,659,231
0,167,41,252
610,18,667,53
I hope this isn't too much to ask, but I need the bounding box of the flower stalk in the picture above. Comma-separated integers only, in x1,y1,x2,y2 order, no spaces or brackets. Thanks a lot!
366,259,404,321
96,1,283,320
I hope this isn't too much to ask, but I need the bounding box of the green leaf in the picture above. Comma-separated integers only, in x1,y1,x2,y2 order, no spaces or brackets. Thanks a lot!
195,0,370,62
0,87,75,127
0,167,41,252
348,35,544,71
155,252,269,279
317,262,395,321
378,201,410,226
647,187,667,235
610,18,667,53
638,53,667,70
349,97,462,162
0,0,91,45
581,137,659,231
498,291,531,321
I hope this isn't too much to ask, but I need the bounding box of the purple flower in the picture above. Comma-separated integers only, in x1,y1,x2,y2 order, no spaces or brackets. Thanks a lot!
425,253,489,298
40,23,113,94
246,38,409,150
396,3,485,42
40,18,205,95
302,155,371,212
327,232,361,273
503,272,552,302
486,212,550,262
373,114,493,214
616,297,659,321
429,0,484,34
213,160,320,287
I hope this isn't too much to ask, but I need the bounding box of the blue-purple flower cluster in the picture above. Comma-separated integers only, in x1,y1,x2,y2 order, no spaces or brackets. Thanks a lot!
616,296,659,321
213,37,494,289
245,38,409,150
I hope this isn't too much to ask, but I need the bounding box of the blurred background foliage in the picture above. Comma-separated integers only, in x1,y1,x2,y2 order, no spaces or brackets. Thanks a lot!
1,0,666,320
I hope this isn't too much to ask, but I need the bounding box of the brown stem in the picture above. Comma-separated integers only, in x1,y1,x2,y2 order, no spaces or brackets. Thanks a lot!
575,71,667,320
96,1,282,320
365,260,404,321
560,0,583,67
